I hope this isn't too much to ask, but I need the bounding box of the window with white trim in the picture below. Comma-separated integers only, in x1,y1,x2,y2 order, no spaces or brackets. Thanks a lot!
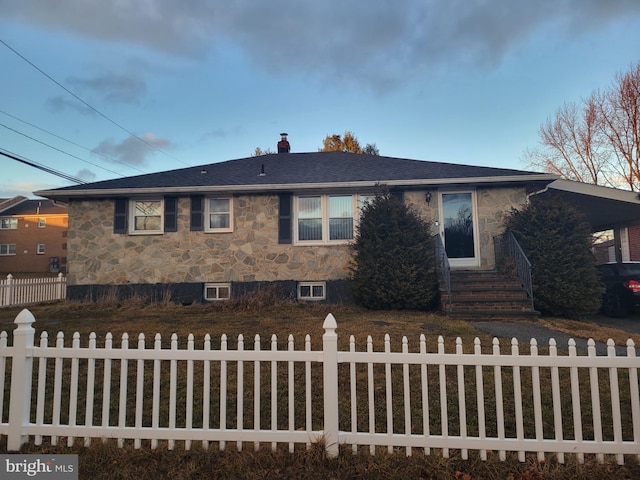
205,198,233,233
298,282,326,301
37,244,45,254
130,199,163,234
296,194,363,244
1,218,17,229
0,244,16,255
204,283,231,301
38,218,46,228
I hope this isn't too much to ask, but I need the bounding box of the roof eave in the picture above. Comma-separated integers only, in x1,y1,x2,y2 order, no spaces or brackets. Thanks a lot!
34,174,557,201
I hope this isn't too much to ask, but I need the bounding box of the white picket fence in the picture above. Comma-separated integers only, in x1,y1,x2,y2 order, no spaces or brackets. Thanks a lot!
0,309,639,463
0,274,66,307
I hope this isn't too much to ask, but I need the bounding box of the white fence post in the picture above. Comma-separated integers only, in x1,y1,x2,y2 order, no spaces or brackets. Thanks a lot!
57,272,65,300
3,274,14,306
7,309,36,450
322,313,339,458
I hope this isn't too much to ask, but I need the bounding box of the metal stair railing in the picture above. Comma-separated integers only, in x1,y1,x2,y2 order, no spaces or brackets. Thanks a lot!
494,231,534,309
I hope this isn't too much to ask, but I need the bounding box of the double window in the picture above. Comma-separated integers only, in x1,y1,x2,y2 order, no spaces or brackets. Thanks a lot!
204,283,231,301
294,194,370,244
298,282,326,301
0,244,16,255
1,218,17,229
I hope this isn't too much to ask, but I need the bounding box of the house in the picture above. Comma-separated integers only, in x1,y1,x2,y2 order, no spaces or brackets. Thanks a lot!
35,137,558,305
0,196,69,274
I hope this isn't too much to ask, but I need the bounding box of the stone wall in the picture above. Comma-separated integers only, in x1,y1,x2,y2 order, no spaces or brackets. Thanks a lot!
67,187,527,287
67,196,350,286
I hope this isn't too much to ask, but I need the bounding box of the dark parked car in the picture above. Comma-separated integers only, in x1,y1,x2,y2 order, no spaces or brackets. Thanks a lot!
597,262,640,317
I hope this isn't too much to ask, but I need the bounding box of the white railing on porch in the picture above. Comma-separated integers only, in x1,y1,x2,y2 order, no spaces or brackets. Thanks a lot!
0,310,638,463
0,273,66,307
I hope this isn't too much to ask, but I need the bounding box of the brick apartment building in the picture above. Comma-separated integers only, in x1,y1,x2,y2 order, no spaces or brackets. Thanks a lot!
0,196,68,274
593,224,640,264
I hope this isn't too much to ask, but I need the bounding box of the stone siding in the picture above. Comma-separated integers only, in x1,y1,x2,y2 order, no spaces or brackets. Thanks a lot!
67,196,350,286
67,187,527,287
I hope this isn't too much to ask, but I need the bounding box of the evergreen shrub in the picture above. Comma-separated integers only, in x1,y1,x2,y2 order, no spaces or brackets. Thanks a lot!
349,191,439,310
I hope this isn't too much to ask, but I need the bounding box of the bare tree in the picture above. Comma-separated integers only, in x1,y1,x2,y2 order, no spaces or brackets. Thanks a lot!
598,63,640,191
526,61,640,191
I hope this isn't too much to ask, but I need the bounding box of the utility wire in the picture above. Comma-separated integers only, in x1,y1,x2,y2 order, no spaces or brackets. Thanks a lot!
0,122,124,178
0,38,191,167
0,109,147,174
0,148,86,184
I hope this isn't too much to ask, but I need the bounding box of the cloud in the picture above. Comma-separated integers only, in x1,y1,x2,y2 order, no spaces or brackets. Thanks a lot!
91,133,171,166
68,73,146,104
76,169,97,182
47,96,96,115
3,0,640,91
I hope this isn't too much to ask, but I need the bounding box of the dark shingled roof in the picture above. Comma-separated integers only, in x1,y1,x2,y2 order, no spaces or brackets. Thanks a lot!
0,199,67,216
36,152,555,199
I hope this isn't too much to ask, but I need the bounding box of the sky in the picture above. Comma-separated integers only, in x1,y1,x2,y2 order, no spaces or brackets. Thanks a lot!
1,0,640,199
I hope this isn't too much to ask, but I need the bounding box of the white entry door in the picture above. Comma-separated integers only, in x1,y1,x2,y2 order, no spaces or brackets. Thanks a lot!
439,191,480,268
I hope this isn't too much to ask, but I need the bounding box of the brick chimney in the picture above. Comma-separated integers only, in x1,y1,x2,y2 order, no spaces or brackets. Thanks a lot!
277,133,290,153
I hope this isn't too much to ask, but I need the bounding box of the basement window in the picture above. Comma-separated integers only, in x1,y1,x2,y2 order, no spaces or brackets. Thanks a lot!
297,282,326,301
204,283,231,301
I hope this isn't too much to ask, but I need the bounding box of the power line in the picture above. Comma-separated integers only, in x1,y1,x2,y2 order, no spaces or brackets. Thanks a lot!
0,38,191,167
0,148,86,184
0,121,125,178
0,109,147,174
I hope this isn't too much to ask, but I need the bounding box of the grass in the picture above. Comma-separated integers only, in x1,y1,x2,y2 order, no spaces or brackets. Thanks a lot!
1,298,639,479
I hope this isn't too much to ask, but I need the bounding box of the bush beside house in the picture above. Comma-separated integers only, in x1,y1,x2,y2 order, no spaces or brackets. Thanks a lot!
349,192,439,310
503,194,603,318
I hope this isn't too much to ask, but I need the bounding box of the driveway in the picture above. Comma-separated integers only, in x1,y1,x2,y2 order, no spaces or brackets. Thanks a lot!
472,318,636,356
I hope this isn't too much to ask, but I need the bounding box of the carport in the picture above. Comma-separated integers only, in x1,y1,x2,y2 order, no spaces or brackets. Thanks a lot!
532,179,640,262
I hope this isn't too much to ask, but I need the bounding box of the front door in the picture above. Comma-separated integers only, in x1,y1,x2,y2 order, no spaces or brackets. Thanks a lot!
439,191,480,268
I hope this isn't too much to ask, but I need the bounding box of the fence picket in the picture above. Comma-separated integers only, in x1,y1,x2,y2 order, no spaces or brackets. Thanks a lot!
438,336,449,458
628,340,640,462
51,332,64,446
420,334,430,456
512,338,525,462
84,333,96,447
456,337,467,460
367,335,375,455
168,334,178,450
288,334,295,453
384,334,393,454
402,336,411,457
530,339,544,462
588,339,604,463
35,332,48,446
608,339,623,465
118,333,129,448
569,339,585,463
549,339,564,464
271,334,278,451
135,334,145,449
235,334,242,452
254,334,261,452
493,338,506,461
68,332,80,447
474,338,487,461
